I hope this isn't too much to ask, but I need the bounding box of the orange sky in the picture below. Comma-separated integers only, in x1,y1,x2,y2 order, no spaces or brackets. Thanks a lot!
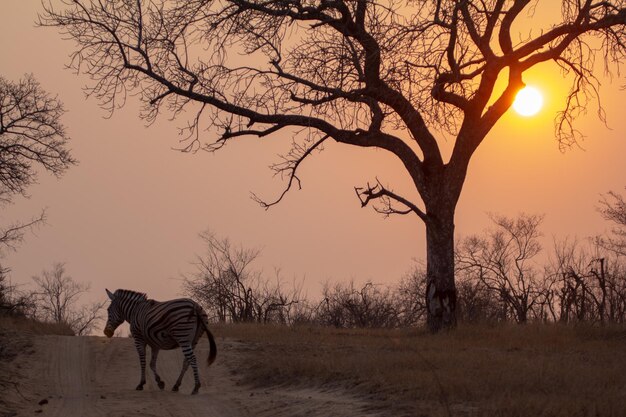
1,1,624,305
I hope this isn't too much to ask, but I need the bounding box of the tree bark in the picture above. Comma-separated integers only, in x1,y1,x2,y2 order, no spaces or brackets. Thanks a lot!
425,208,458,332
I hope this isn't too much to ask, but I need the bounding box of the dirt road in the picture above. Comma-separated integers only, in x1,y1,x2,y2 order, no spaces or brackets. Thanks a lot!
4,335,384,417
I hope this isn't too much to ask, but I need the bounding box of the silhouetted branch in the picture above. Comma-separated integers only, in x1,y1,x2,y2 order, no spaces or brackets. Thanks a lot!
355,178,426,221
0,210,46,252
253,134,330,209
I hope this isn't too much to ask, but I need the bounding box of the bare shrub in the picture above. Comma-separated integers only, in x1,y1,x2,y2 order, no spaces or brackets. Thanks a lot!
182,231,303,324
30,263,105,335
394,266,428,326
0,266,32,318
456,214,547,323
546,238,626,324
183,202,626,328
455,271,503,323
454,210,626,325
316,280,400,328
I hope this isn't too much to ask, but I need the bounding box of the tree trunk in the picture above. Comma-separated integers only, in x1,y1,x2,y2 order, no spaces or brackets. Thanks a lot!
425,209,457,332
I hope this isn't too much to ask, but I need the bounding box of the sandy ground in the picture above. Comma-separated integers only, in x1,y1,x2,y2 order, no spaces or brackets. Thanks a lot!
2,335,385,417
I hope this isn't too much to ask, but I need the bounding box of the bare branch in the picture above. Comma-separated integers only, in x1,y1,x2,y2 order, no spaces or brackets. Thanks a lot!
0,210,46,252
355,178,427,222
253,133,329,209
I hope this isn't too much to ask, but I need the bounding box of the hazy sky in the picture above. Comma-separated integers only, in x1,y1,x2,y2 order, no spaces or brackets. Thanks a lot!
1,1,624,306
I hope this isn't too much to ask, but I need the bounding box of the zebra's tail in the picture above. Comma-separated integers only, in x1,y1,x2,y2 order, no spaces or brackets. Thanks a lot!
196,305,217,366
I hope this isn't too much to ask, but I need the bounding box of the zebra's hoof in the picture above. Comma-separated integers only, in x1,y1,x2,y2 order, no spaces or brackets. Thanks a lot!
157,381,165,390
172,385,179,392
191,389,199,395
135,385,144,391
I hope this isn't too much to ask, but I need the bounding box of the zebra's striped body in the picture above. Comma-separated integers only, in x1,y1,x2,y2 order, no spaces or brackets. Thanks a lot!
104,289,217,395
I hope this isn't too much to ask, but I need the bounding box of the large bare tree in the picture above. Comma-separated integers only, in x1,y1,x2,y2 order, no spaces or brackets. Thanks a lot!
0,74,75,249
41,1,626,331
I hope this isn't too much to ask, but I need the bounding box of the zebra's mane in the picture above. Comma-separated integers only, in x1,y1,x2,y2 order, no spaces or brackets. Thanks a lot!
115,289,148,301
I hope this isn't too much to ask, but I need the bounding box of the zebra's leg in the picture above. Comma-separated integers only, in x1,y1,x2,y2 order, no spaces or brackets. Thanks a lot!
172,357,189,392
134,339,147,391
150,347,165,390
179,342,201,395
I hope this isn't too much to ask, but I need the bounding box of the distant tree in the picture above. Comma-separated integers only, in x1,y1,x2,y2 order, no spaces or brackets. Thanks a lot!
456,214,545,323
41,1,626,331
31,263,105,335
546,237,593,323
546,236,626,324
598,189,626,256
183,231,302,323
0,74,75,249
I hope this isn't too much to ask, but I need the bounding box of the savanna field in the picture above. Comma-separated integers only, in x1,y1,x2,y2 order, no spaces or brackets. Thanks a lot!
217,323,626,417
2,1,626,417
2,316,626,417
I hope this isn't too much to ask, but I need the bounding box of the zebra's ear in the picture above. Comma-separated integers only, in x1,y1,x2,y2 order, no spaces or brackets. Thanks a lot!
106,288,115,300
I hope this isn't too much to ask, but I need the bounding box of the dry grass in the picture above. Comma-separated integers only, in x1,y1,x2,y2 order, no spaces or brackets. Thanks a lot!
213,322,626,417
0,316,74,336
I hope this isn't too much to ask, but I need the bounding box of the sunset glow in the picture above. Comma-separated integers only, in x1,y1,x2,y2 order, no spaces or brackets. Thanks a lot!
513,86,543,117
2,2,625,341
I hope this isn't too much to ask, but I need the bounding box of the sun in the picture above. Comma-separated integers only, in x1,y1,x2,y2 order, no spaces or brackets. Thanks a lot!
513,86,543,117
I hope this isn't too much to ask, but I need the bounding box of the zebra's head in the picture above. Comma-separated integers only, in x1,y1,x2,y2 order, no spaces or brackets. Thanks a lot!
104,288,123,338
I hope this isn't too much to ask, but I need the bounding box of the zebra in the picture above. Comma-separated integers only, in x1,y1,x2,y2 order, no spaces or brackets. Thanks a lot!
103,289,217,395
